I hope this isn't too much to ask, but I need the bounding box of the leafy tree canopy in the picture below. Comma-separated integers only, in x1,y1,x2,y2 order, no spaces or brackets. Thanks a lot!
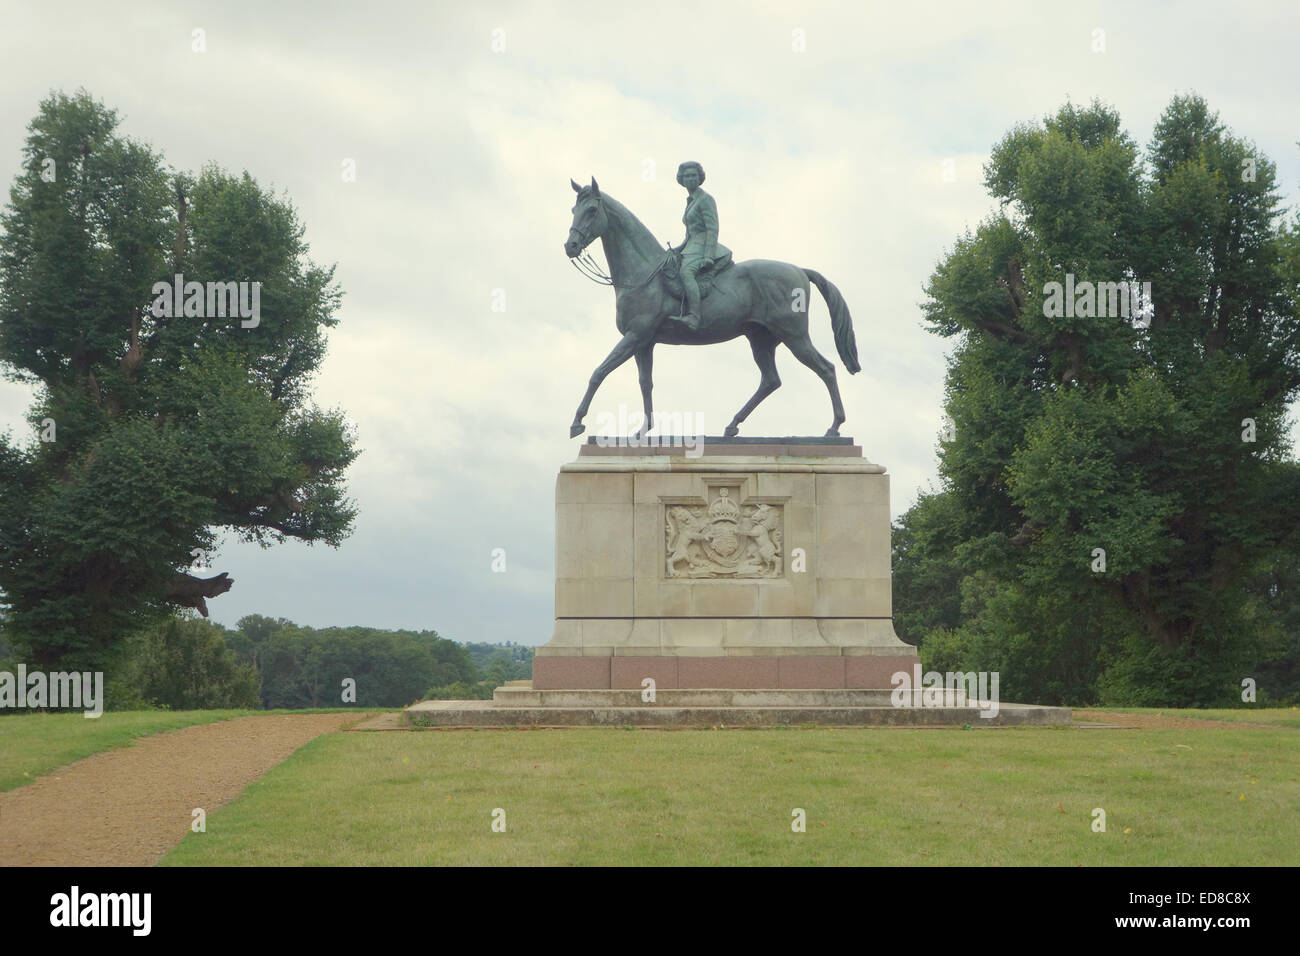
0,90,358,670
897,95,1300,705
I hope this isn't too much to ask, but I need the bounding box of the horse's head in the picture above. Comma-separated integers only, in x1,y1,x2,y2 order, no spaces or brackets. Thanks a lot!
565,177,608,258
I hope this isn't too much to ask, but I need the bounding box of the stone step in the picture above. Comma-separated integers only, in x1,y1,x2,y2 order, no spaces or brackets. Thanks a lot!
492,687,970,707
404,700,1072,728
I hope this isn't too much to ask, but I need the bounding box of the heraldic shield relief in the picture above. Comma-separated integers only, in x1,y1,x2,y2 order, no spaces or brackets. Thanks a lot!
664,486,784,578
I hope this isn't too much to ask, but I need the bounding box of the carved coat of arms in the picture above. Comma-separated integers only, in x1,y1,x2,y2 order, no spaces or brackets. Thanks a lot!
665,489,783,578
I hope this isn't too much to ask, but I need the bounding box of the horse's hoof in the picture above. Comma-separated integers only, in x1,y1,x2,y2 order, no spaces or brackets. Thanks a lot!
570,423,586,438
824,427,840,437
724,425,739,437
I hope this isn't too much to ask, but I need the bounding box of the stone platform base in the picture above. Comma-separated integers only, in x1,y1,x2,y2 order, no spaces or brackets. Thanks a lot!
532,653,919,689
403,688,1073,728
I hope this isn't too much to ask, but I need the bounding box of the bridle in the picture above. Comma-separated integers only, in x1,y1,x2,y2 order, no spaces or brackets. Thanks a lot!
569,245,613,286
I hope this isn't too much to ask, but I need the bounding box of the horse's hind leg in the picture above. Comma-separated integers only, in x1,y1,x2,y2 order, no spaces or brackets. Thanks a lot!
725,329,781,437
783,331,846,436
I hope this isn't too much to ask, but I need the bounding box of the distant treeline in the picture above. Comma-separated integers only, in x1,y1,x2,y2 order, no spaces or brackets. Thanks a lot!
0,612,534,712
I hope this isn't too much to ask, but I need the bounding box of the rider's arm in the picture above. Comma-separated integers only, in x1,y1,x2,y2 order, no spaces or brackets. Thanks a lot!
699,195,718,261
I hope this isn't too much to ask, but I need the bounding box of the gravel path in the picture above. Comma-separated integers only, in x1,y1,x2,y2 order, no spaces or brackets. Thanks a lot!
0,713,357,866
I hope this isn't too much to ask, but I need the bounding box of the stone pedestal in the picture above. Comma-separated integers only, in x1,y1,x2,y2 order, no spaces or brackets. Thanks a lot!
532,437,920,689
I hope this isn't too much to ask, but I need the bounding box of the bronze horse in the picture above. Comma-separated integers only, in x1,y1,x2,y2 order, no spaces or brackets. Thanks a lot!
563,178,860,439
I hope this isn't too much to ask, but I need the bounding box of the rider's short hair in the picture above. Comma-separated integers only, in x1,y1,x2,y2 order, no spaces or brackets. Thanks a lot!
676,162,706,186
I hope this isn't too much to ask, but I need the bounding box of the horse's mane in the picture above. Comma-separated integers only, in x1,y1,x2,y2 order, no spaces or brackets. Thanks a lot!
582,188,662,253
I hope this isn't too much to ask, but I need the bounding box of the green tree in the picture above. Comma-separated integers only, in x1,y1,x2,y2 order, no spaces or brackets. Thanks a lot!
0,609,13,674
463,641,535,680
897,96,1300,705
1249,543,1300,703
484,649,514,686
419,631,479,687
118,614,261,710
0,90,358,670
256,622,318,708
891,490,964,646
237,619,459,708
300,628,440,708
227,613,294,668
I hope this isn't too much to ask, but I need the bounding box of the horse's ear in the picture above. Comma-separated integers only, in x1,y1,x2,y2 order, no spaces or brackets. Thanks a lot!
571,178,582,193
590,177,600,197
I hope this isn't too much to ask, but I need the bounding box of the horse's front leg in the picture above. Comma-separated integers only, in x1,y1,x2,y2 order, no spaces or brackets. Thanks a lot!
569,330,648,438
632,344,654,441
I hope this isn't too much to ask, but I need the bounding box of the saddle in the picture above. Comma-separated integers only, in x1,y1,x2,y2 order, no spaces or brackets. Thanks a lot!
662,247,734,300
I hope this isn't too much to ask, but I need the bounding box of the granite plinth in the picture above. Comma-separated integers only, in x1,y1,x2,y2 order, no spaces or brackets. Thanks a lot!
535,439,919,690
532,653,917,690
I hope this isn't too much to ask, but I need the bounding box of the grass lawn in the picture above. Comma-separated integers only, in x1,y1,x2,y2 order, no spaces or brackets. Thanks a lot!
0,708,384,792
162,721,1300,866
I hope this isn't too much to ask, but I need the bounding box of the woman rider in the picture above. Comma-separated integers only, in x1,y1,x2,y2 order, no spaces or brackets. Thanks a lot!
673,161,731,331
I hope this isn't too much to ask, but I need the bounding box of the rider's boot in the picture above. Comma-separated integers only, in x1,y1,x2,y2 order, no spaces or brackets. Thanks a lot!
681,275,703,331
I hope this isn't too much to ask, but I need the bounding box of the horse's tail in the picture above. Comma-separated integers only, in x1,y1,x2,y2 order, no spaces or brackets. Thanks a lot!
803,268,860,374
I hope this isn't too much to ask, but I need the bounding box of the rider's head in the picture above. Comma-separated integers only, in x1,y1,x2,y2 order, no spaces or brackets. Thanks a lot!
676,162,705,187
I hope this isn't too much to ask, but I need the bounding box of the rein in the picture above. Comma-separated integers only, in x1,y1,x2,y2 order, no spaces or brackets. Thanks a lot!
570,251,614,285
569,203,675,291
570,246,674,291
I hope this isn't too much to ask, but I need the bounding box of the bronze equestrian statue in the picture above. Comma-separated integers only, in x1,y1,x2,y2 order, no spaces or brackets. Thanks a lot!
563,170,860,439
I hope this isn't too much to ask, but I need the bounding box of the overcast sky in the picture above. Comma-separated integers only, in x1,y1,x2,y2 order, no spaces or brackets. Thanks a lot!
1,1,1297,644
